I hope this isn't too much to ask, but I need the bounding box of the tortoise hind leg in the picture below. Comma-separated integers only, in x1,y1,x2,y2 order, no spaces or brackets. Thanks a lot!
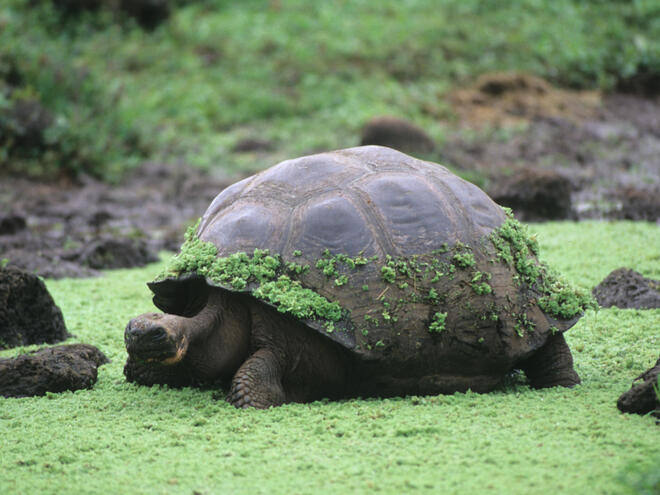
519,333,581,389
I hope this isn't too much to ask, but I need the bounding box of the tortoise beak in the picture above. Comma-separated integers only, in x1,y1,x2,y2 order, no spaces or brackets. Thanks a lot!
124,314,188,364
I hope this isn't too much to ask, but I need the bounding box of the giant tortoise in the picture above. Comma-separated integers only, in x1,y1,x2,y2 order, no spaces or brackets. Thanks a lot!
124,146,592,408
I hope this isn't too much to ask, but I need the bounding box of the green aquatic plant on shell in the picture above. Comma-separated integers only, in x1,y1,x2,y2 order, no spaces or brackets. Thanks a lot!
537,275,596,320
452,251,476,269
157,221,343,325
489,209,596,320
316,249,374,279
429,312,447,333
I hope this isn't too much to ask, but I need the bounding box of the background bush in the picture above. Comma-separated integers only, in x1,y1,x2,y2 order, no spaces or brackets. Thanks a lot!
2,0,659,181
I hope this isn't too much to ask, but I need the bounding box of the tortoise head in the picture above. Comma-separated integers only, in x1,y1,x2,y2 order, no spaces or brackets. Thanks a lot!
124,312,190,365
124,287,252,381
125,275,212,365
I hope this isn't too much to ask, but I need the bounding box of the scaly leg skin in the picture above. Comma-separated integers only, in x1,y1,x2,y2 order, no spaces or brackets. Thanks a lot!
228,349,286,409
520,333,581,389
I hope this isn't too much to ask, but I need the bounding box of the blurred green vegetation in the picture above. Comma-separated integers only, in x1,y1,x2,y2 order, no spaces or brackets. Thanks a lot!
1,0,659,181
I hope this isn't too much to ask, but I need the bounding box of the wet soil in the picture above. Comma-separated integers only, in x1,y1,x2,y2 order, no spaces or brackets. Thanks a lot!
443,74,660,222
0,162,235,278
0,73,658,280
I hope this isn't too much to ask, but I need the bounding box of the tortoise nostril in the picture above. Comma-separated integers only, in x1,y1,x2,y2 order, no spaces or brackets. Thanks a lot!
125,321,169,345
146,326,168,343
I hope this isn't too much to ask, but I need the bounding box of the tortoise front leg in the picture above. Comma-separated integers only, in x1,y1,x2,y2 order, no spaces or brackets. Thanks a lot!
229,349,286,409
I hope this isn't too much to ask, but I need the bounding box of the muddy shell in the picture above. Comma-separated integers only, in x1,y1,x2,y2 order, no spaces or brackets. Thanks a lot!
150,146,580,379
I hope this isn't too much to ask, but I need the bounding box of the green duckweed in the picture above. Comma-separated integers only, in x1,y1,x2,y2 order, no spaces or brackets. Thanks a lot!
157,221,343,325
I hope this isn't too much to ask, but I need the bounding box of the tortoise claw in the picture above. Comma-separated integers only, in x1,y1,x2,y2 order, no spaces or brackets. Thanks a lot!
229,376,255,408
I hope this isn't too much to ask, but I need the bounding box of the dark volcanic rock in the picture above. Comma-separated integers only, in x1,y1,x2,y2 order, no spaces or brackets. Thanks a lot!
360,116,435,154
119,0,170,30
231,137,275,153
0,344,108,398
616,64,660,98
592,268,660,309
50,0,171,29
0,267,70,349
617,356,660,418
489,168,574,221
612,186,660,222
0,99,54,154
78,238,158,270
0,214,26,236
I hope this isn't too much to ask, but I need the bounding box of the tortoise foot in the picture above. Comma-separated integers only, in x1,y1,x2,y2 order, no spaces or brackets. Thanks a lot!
229,349,285,409
520,333,581,389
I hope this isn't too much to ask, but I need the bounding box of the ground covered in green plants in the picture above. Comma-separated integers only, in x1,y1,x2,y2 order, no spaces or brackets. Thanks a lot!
1,221,658,495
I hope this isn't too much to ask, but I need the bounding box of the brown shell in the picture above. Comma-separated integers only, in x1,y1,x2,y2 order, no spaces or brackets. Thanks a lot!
151,146,578,374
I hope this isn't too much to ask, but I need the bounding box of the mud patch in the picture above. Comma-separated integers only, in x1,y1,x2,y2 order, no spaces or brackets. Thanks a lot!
449,72,600,127
592,268,660,310
0,344,108,398
0,162,235,279
443,76,660,221
0,267,70,348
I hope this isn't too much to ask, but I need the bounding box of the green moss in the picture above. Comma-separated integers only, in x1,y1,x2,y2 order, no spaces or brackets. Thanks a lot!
381,265,396,283
452,252,476,269
490,211,541,284
159,210,593,336
490,209,596,320
429,312,448,333
286,262,309,275
316,250,377,278
364,314,378,325
158,221,343,326
254,276,342,322
470,271,493,295
538,277,595,320
513,313,536,337
315,251,339,278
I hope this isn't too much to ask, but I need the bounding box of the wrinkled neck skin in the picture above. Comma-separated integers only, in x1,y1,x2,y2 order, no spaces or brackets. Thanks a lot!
176,289,251,381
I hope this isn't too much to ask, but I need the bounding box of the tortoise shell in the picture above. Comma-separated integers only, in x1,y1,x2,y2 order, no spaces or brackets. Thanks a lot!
150,146,579,374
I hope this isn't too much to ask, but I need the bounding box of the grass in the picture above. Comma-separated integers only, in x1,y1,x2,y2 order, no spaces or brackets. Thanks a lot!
2,0,659,180
1,221,659,494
